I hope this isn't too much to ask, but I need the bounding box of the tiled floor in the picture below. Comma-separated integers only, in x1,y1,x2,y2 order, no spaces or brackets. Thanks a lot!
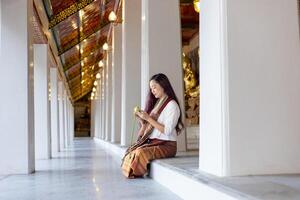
0,138,181,200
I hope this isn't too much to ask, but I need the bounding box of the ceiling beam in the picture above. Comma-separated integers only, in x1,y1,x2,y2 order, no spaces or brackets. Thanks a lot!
48,0,95,29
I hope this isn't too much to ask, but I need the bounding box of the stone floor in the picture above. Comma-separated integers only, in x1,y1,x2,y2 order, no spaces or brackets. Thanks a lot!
0,138,181,200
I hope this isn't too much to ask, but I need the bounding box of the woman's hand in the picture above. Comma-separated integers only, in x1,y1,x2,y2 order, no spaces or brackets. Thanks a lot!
136,111,150,121
136,115,146,126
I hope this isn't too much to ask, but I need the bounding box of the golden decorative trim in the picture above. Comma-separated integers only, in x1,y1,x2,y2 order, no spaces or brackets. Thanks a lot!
49,0,95,29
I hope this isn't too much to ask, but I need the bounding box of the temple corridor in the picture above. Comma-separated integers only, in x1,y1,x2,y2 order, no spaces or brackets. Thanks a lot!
0,139,181,200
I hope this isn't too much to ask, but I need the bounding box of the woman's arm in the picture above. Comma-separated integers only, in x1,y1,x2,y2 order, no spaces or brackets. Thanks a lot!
147,116,165,133
136,111,165,134
136,101,180,136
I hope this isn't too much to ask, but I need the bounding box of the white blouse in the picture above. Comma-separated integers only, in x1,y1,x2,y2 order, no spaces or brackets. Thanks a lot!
149,100,180,141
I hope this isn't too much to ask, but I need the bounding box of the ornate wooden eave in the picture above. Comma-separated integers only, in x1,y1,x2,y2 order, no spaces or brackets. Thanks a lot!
48,0,95,29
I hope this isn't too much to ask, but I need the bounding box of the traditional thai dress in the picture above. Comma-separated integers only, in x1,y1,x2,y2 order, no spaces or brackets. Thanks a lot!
121,96,180,178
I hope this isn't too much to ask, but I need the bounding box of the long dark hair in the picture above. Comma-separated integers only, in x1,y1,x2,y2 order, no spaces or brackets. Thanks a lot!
144,73,184,134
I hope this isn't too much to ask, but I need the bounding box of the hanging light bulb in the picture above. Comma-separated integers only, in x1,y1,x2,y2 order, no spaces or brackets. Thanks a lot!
103,42,109,50
91,92,95,97
108,11,117,22
79,10,84,19
96,72,101,79
94,81,98,86
193,0,200,13
93,87,96,92
98,60,104,67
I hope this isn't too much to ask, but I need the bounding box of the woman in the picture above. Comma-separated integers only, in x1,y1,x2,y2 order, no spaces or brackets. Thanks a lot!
122,73,184,178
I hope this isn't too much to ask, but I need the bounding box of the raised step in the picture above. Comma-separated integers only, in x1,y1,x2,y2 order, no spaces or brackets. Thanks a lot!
94,138,300,200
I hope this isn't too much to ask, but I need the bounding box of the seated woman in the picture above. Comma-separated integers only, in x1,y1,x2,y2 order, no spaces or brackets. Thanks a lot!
121,73,184,178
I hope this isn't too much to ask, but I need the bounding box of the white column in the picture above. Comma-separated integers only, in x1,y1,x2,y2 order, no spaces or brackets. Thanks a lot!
58,81,65,151
67,99,71,144
94,80,98,138
97,79,102,138
63,90,68,147
121,0,141,146
111,24,122,143
141,0,186,151
90,99,95,138
101,67,106,140
105,52,112,141
200,0,300,176
70,105,74,141
50,68,60,155
34,44,51,160
0,0,35,174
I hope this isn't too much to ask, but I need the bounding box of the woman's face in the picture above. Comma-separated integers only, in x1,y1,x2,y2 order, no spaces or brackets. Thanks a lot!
150,80,165,98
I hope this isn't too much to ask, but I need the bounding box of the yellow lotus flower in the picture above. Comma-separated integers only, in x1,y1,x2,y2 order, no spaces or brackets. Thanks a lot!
133,106,140,114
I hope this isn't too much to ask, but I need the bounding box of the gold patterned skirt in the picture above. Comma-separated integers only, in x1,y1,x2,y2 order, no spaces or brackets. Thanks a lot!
122,139,177,178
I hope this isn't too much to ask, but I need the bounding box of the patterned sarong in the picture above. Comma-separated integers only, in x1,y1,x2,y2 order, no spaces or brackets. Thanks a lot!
122,139,176,178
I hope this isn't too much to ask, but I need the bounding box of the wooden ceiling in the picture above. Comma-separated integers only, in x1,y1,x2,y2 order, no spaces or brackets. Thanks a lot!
34,0,198,102
38,0,119,102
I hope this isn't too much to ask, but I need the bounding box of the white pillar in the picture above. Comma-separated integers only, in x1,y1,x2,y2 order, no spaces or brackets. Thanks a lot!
105,52,112,141
121,0,141,146
200,0,300,176
58,82,65,150
71,105,74,141
67,99,71,144
50,68,60,154
94,80,99,138
111,24,122,143
50,68,60,155
34,44,51,160
101,68,106,139
0,0,35,174
63,90,68,147
141,0,186,151
97,79,102,139
90,99,95,138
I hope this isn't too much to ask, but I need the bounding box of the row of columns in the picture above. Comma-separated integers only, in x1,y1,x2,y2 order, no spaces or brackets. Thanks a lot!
91,0,300,178
91,0,186,152
0,0,74,174
33,45,74,160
